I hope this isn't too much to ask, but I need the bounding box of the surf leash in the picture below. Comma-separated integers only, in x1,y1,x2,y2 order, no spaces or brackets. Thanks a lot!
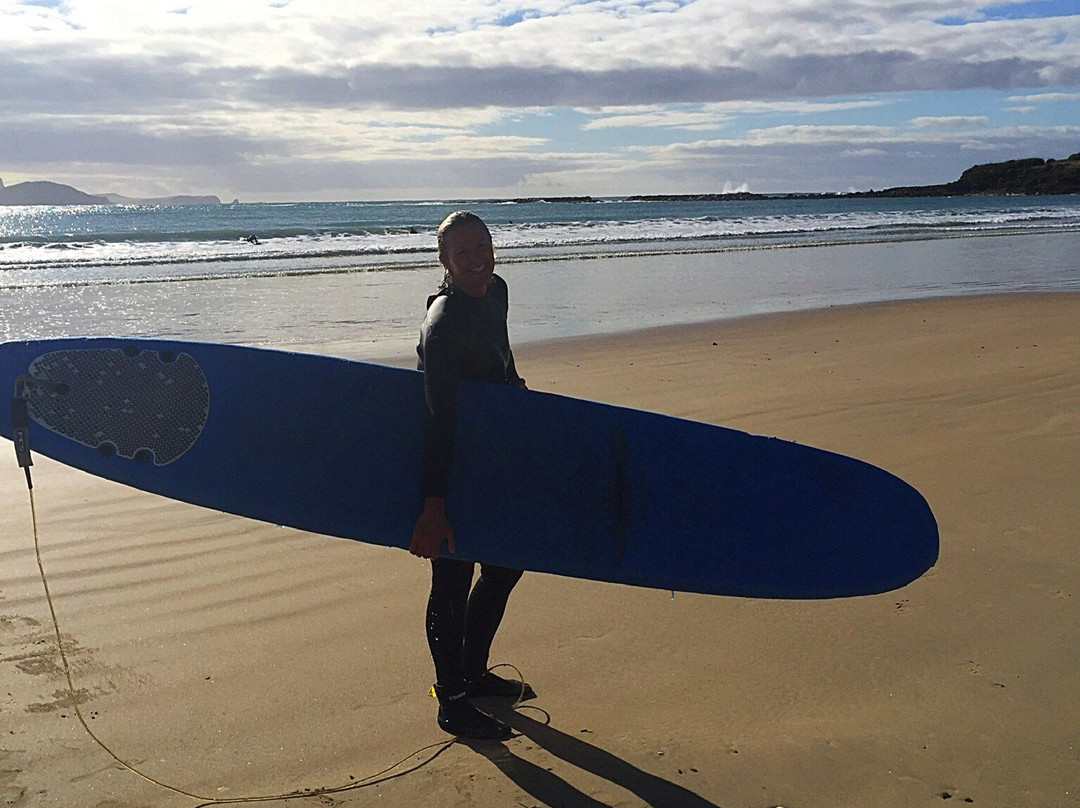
9,390,472,806
11,384,34,489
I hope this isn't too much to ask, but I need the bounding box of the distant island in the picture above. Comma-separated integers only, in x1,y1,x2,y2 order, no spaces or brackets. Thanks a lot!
101,192,223,206
507,196,595,203
0,177,221,206
628,153,1080,202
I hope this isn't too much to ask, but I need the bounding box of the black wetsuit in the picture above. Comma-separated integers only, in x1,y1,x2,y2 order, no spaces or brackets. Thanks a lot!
416,274,524,692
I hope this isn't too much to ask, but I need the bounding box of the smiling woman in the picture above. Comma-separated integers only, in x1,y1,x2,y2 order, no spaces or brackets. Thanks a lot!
412,210,533,740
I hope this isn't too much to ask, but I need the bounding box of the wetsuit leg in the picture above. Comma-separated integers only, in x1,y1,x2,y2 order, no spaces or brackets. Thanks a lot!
426,557,475,692
462,564,524,680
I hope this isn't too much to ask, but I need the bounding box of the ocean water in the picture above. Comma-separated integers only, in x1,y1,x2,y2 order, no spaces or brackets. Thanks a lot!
1,195,1078,359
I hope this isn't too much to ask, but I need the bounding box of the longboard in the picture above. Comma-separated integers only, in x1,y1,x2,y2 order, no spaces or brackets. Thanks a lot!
0,338,938,598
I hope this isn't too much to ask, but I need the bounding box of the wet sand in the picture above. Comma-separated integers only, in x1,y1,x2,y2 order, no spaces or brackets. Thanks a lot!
1,292,1077,807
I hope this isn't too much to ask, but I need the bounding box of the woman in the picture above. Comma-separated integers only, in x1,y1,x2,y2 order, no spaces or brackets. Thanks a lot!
410,211,535,741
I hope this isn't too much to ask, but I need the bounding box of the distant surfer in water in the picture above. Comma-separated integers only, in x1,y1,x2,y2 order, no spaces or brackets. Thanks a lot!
411,211,535,740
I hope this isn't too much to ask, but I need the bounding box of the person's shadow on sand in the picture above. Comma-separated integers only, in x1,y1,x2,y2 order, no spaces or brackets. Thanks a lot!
463,707,723,808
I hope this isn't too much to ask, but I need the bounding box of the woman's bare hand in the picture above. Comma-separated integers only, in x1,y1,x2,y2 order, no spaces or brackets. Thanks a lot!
410,497,455,559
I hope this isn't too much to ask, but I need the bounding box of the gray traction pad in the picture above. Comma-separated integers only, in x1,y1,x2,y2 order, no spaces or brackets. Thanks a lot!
26,346,209,465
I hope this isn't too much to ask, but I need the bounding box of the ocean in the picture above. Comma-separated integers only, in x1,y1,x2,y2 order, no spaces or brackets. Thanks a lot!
2,194,1078,360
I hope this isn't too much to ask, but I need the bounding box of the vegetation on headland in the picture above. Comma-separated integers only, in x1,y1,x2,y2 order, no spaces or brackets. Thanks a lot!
0,177,222,206
628,153,1080,202
846,153,1080,198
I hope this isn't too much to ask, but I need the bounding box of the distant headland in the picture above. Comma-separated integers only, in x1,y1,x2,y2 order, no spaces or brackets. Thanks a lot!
3,153,1078,206
627,153,1080,202
0,177,222,206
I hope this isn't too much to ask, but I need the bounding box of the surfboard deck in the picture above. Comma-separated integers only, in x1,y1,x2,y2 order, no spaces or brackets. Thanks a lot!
1,337,938,598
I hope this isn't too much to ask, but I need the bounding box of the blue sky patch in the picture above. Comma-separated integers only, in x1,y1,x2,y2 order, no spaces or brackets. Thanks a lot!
496,9,534,26
938,0,1080,24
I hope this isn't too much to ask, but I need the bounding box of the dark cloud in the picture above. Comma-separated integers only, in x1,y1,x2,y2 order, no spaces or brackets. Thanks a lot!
0,52,225,113
1,46,1074,116
249,54,1066,108
0,120,267,166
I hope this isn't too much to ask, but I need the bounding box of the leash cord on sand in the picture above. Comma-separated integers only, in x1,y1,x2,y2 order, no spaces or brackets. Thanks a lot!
20,461,469,806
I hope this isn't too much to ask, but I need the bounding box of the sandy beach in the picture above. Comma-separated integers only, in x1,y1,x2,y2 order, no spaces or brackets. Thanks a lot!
1,292,1077,807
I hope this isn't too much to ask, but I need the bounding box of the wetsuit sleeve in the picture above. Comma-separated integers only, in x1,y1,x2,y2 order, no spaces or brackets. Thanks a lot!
419,298,464,499
505,343,523,386
495,275,524,386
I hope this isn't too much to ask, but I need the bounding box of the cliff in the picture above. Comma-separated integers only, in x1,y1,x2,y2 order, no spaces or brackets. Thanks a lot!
0,179,110,206
852,153,1080,198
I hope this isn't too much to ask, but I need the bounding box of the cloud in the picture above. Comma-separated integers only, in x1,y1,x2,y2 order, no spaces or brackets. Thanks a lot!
581,99,891,131
654,125,898,152
0,120,259,167
909,116,989,127
2,49,1070,119
642,121,1080,153
1005,90,1080,102
2,0,1079,198
4,1,1079,104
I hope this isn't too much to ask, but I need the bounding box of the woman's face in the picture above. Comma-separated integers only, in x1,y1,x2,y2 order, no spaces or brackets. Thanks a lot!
442,223,495,297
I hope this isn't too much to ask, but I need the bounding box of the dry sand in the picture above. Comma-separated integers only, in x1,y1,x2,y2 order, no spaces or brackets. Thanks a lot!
1,292,1077,807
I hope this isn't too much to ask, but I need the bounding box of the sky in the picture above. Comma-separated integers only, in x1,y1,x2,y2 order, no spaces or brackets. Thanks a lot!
1,0,1078,201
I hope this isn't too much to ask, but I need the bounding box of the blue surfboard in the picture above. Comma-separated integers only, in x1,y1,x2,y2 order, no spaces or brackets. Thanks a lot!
0,337,937,598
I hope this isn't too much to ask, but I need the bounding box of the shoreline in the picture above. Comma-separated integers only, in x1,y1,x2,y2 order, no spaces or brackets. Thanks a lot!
1,291,1077,807
378,288,1080,367
2,230,1078,360
516,288,1079,353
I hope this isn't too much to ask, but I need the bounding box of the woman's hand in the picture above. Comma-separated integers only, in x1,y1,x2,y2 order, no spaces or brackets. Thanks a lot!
410,497,455,559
